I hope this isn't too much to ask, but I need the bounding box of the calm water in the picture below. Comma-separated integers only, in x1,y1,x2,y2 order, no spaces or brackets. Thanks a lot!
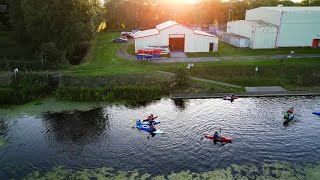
1,96,320,178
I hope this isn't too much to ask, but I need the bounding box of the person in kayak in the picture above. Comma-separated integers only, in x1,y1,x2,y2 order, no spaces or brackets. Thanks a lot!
284,107,294,119
287,107,294,114
213,131,221,141
143,114,156,122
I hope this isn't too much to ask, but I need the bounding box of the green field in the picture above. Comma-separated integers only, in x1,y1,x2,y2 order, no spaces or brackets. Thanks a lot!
186,41,320,57
68,32,320,91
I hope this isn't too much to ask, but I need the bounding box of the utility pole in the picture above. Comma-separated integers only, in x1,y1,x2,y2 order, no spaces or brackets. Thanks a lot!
228,9,233,22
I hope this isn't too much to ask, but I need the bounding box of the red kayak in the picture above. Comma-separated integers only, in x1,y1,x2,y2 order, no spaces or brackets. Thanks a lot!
223,96,238,100
143,115,158,122
204,135,233,143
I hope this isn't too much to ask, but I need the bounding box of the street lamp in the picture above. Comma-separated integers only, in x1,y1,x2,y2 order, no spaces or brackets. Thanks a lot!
228,9,233,22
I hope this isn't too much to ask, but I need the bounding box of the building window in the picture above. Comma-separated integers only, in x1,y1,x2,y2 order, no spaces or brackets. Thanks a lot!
0,5,7,13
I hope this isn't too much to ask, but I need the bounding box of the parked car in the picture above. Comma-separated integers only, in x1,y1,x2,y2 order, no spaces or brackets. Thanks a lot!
112,36,128,43
144,46,170,54
131,29,140,34
121,32,134,38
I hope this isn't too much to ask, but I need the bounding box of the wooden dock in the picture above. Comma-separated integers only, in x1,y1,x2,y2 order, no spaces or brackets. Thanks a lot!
170,91,320,99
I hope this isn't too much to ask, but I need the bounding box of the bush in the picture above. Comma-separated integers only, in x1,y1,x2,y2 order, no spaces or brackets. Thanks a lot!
0,74,51,105
171,67,191,89
34,42,67,69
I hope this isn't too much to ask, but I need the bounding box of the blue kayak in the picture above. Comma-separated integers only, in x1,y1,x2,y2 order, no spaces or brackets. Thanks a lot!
312,112,320,116
135,120,163,134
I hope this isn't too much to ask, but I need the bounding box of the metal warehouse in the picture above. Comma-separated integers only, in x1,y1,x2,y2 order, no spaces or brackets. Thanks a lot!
134,20,219,53
226,6,320,49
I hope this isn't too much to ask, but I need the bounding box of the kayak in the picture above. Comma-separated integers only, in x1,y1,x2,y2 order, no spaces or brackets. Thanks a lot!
137,125,164,134
283,114,294,124
204,135,233,143
312,112,320,116
143,115,158,122
135,119,160,125
223,96,238,100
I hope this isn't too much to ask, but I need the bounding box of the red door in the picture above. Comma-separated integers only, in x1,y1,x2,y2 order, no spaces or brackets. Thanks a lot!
169,38,185,52
312,39,319,48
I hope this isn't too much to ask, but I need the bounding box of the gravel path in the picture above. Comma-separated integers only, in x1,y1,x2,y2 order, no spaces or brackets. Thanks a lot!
117,41,320,63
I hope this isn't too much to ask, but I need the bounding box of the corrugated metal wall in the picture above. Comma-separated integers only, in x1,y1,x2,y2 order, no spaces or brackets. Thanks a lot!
253,26,277,48
246,8,281,26
135,35,160,53
277,11,320,47
227,21,277,49
135,24,218,53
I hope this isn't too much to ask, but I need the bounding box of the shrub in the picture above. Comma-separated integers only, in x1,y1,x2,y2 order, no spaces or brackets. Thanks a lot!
34,42,67,69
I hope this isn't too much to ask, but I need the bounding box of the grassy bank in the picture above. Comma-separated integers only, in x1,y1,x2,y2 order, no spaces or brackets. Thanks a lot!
186,41,320,57
0,74,51,105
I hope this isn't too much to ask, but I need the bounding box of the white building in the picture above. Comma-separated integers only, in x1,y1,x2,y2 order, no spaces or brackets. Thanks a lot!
134,20,219,53
226,6,320,49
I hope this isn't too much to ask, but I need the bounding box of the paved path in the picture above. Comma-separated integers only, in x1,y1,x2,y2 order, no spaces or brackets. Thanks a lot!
170,52,187,58
117,40,136,60
152,54,320,63
157,71,242,88
170,91,320,99
245,86,287,92
117,41,320,63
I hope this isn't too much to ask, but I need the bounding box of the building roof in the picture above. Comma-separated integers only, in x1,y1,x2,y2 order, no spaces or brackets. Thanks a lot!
156,20,177,31
194,30,216,37
240,20,277,27
261,6,320,12
134,29,159,39
135,20,218,39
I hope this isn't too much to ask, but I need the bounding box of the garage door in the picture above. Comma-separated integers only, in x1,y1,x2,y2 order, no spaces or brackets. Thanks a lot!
169,38,185,52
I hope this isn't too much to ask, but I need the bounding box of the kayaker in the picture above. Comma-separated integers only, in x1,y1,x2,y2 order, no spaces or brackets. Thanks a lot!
143,114,156,122
213,131,221,141
287,107,294,114
137,120,142,129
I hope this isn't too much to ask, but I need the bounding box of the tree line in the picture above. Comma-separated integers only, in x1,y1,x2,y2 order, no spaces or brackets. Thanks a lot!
1,0,103,68
104,0,320,29
1,0,320,68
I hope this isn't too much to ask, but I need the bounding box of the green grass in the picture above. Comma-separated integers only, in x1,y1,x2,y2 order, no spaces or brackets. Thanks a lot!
67,32,320,92
186,41,320,57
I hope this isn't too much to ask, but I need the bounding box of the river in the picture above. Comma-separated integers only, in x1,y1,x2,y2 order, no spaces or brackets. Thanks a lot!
0,96,320,179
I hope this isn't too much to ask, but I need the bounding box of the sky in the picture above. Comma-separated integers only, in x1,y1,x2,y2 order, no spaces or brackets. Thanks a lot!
100,0,303,5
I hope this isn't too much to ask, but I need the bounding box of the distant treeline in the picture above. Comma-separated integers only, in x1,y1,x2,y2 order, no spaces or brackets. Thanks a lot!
104,0,320,29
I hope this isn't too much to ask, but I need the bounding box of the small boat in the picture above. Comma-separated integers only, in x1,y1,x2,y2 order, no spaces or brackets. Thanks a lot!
223,95,238,100
137,125,164,134
204,134,232,143
283,113,294,124
312,112,320,116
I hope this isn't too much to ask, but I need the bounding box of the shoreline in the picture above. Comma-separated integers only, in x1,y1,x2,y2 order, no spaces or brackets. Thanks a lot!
170,91,320,99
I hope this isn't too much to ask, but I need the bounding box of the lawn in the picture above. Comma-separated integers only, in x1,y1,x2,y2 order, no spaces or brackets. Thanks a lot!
68,32,320,92
186,41,320,57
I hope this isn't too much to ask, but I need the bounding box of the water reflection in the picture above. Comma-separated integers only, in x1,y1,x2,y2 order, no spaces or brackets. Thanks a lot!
123,100,155,109
42,107,108,144
173,99,187,110
0,117,9,137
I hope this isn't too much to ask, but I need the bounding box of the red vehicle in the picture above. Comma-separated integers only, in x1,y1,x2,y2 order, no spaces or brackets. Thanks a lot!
121,32,134,38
